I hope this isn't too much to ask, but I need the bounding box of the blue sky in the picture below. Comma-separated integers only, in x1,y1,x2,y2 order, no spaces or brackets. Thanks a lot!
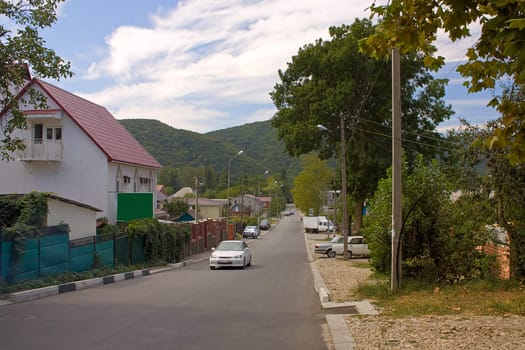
39,0,498,133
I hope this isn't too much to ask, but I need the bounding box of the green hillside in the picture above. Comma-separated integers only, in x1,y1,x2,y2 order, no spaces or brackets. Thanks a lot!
206,120,302,177
119,119,301,178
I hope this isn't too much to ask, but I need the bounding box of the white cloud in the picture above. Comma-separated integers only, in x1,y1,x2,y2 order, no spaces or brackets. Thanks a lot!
72,0,484,133
77,0,374,132
244,107,277,124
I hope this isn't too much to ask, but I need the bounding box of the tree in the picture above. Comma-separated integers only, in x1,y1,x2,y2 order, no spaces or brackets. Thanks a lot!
271,19,452,231
446,120,525,279
364,156,494,282
290,154,332,215
166,198,189,219
363,0,525,164
159,167,181,191
1,0,73,161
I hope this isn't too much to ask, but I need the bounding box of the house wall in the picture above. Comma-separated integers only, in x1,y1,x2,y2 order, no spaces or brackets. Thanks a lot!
231,195,258,216
0,84,158,224
0,86,108,216
199,206,221,220
106,162,157,224
47,198,97,240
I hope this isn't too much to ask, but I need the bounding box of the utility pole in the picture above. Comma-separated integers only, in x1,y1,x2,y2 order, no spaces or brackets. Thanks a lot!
317,121,348,257
194,176,199,221
227,150,243,237
257,170,270,229
340,114,349,259
391,48,402,291
240,176,244,234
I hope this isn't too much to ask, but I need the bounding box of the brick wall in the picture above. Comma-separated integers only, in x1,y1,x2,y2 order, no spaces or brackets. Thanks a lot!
481,242,510,280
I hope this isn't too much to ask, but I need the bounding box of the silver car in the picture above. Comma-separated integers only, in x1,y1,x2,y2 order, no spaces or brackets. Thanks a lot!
332,236,370,258
314,236,344,258
209,240,252,269
243,225,259,239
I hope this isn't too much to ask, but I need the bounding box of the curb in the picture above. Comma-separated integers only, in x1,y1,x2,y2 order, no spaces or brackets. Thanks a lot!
304,232,378,350
9,268,150,303
304,232,331,304
6,256,210,305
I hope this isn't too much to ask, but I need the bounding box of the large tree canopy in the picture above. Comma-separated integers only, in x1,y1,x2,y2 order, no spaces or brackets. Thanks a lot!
291,154,332,216
363,0,525,164
0,0,73,160
271,19,452,228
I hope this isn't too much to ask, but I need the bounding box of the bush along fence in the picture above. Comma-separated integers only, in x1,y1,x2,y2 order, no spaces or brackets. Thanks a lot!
0,218,228,285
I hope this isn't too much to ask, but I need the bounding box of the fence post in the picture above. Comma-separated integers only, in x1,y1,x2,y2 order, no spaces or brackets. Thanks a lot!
0,236,2,286
38,238,41,278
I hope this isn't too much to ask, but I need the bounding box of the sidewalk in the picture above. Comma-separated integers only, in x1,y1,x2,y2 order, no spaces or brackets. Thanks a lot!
304,232,378,350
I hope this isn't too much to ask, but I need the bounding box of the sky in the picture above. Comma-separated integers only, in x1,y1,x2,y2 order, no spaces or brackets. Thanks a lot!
38,0,499,134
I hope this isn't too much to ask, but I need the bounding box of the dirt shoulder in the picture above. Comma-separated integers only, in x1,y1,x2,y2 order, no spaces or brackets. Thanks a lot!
307,233,525,350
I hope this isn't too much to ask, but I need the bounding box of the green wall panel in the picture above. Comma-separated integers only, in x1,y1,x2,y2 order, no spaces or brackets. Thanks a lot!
117,193,154,222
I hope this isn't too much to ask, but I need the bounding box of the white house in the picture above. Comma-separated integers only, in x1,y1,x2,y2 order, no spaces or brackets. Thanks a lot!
0,78,161,226
46,194,101,240
186,197,228,220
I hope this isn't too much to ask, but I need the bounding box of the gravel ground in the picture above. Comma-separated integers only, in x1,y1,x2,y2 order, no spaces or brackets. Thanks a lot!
307,233,525,350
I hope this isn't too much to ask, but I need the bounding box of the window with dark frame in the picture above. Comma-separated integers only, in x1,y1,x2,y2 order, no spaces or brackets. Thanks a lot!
34,124,43,142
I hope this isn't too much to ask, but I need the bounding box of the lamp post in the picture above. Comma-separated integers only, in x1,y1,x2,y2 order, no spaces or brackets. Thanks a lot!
257,170,270,229
271,180,283,220
227,150,243,236
318,118,349,259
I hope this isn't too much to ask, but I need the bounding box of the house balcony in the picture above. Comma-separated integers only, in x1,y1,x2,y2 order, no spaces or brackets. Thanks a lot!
17,139,63,161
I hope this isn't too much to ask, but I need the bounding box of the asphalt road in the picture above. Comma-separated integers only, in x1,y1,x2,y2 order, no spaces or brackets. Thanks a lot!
0,215,327,350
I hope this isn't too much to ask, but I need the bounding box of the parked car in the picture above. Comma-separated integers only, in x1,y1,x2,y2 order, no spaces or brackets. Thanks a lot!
314,235,344,258
243,225,259,239
259,219,270,230
332,235,369,258
209,240,252,269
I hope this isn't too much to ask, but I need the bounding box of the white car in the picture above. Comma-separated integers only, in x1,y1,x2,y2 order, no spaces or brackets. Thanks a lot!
332,236,369,258
209,240,252,269
243,225,259,239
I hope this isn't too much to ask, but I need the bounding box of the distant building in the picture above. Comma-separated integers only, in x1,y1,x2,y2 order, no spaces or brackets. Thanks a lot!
186,198,228,220
230,194,270,217
168,187,194,201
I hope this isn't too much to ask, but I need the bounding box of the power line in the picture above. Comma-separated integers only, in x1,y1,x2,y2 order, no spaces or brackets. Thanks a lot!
354,126,457,152
360,117,455,145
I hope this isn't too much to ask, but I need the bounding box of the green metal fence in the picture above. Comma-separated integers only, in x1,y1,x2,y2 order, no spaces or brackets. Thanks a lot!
0,220,219,285
115,234,129,266
0,227,135,283
0,226,69,283
39,232,69,277
96,234,115,268
70,237,95,272
131,236,145,265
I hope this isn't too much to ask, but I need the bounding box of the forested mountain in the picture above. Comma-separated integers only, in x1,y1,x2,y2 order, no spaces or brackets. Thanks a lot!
119,119,301,179
206,120,302,177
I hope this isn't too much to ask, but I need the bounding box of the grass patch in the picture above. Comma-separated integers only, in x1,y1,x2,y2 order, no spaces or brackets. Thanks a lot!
357,278,525,317
351,260,372,269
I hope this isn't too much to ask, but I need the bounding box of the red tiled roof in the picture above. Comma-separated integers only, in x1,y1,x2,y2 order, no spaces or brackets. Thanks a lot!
33,79,161,168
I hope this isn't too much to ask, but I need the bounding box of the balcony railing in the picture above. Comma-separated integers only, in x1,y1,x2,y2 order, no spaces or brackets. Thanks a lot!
17,138,63,161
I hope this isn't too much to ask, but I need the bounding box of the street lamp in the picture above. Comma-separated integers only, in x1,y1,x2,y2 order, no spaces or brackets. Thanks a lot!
318,118,349,259
270,180,283,220
227,150,243,236
257,170,270,229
